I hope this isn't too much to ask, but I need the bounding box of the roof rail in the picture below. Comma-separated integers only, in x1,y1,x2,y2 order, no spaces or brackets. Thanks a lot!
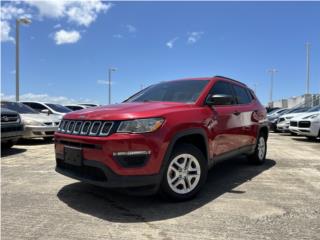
214,75,247,86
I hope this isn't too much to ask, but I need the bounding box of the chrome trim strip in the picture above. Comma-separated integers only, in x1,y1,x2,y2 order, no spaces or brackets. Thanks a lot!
80,121,91,135
73,121,83,134
89,121,101,136
99,121,114,136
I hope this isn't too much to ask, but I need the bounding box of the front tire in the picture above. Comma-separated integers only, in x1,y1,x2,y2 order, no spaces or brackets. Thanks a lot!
248,133,267,165
160,144,207,201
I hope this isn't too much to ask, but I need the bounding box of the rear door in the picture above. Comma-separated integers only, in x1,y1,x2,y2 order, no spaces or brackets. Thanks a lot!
207,81,242,156
230,84,256,147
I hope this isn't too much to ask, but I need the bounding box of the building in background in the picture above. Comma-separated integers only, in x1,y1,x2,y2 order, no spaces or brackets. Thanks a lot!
269,94,320,108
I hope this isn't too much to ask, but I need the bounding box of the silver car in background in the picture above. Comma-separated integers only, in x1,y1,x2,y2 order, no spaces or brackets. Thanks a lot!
21,101,71,118
1,101,60,141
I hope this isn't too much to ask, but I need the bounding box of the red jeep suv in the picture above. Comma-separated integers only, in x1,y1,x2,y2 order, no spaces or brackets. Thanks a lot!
55,76,268,201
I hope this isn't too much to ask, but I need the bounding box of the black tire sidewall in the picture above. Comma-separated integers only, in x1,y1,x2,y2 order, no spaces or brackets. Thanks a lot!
160,143,207,201
249,134,267,165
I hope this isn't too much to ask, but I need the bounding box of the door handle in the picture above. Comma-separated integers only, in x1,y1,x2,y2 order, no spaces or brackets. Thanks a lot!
233,111,241,116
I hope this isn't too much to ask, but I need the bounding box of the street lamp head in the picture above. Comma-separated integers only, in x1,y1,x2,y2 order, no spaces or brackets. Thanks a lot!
18,18,32,25
109,68,117,72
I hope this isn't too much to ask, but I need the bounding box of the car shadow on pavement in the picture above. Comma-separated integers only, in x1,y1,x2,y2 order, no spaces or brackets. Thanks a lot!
291,137,320,143
1,147,27,157
57,157,276,223
17,138,54,146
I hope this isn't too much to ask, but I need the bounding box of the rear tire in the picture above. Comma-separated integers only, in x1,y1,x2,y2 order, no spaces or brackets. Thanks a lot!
248,133,267,165
159,143,207,201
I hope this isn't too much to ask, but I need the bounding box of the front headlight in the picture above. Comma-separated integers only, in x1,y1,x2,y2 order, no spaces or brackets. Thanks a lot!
117,118,164,133
23,119,44,126
303,114,319,119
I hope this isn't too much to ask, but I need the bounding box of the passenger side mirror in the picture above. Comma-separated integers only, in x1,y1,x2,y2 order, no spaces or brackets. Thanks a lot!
206,94,234,106
41,109,51,115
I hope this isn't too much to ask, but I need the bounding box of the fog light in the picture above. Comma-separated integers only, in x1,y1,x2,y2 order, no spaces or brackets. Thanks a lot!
113,151,151,168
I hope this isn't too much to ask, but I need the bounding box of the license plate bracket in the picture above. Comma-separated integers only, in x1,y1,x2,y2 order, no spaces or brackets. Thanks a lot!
64,146,82,166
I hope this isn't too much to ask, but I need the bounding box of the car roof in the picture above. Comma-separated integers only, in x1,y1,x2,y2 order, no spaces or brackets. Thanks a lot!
164,76,248,87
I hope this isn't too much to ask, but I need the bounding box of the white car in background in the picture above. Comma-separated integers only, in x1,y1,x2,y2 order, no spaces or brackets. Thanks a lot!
21,101,71,118
289,105,320,140
1,101,61,141
276,107,310,133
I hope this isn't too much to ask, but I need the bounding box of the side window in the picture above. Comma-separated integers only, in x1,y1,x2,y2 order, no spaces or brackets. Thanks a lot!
208,81,235,105
232,85,252,104
210,81,234,95
26,103,46,112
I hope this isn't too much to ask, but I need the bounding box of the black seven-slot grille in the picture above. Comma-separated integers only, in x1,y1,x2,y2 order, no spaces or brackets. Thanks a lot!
58,120,113,136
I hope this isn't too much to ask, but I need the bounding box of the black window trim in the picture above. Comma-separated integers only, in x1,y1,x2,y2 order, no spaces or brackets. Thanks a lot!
205,80,237,106
230,83,254,106
204,80,254,106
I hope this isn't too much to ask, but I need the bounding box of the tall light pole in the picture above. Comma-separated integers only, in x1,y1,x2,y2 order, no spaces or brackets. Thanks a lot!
268,69,278,105
15,17,31,102
108,68,117,104
305,42,311,94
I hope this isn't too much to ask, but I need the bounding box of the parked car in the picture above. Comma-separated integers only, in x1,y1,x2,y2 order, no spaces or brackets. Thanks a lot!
2,101,60,141
21,101,71,118
55,76,268,201
266,107,280,113
289,105,320,140
276,107,310,133
267,108,288,132
64,104,87,111
1,107,24,149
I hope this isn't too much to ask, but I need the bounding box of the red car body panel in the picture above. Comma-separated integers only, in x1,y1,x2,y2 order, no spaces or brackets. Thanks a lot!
55,76,267,187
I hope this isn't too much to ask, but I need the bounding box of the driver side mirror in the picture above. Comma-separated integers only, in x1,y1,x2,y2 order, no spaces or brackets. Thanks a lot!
206,94,234,106
41,109,51,115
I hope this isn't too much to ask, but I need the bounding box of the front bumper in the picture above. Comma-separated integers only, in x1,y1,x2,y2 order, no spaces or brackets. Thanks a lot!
54,131,168,187
276,121,290,132
289,121,320,137
55,158,161,188
1,124,23,142
23,125,58,139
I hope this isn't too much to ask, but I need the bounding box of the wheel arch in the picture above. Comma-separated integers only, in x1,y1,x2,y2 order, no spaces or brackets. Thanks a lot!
161,128,209,172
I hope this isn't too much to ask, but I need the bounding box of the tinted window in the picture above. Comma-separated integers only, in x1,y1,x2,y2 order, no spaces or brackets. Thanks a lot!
45,103,72,113
210,81,234,96
66,106,83,111
307,105,320,112
1,102,38,114
232,85,251,104
23,102,46,112
126,80,209,103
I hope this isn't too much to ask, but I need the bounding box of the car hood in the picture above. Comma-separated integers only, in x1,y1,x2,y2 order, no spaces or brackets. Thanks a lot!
21,113,61,122
281,113,304,119
64,102,195,120
291,111,320,121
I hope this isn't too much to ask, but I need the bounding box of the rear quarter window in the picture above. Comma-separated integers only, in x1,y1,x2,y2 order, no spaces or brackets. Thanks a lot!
232,85,252,104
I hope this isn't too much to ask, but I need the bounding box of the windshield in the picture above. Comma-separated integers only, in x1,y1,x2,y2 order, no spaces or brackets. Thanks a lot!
126,80,209,103
286,107,310,114
1,102,38,114
268,108,281,115
45,103,72,113
307,105,320,112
